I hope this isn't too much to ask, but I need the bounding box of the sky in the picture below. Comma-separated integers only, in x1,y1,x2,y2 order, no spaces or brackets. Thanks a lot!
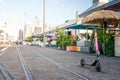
0,0,93,40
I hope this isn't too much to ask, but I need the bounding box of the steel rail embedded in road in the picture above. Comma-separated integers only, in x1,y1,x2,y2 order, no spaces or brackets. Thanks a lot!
38,54,91,80
16,46,35,80
0,64,14,80
26,47,91,80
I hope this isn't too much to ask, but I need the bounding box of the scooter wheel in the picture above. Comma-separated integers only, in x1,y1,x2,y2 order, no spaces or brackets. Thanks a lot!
96,61,101,72
80,59,85,66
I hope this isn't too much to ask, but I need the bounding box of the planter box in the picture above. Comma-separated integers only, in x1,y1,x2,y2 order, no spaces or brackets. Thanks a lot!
66,46,80,52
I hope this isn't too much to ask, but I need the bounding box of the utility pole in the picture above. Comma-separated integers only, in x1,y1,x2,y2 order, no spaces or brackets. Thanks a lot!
43,0,46,47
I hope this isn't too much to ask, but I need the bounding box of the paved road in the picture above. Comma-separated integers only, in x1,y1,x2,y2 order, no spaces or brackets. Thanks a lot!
0,72,4,80
0,45,25,80
0,45,120,80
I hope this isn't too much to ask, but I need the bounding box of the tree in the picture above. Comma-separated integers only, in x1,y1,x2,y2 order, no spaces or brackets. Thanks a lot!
26,36,33,42
39,35,43,42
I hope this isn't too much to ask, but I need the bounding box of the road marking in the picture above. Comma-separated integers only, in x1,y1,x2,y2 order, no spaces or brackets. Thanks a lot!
0,46,9,52
0,46,9,56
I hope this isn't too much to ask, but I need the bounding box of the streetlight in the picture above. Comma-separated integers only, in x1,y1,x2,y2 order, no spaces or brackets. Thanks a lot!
43,0,46,47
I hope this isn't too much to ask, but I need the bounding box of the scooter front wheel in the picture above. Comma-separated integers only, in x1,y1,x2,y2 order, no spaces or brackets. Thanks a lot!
80,59,85,66
96,61,101,72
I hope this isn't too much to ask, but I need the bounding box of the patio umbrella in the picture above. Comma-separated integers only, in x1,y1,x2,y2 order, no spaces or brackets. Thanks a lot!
82,10,120,25
82,10,120,55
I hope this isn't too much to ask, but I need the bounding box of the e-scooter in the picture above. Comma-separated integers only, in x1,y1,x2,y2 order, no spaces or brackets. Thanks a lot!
80,30,101,72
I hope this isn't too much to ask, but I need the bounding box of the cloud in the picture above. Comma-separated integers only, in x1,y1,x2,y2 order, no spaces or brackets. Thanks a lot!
0,13,24,21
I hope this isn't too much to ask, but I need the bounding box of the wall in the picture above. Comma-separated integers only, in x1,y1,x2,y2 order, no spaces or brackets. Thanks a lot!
115,35,120,57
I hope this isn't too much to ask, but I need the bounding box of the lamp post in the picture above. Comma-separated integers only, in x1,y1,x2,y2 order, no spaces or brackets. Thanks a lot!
43,0,46,47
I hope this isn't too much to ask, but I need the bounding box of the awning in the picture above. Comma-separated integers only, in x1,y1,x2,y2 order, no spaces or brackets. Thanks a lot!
66,24,96,30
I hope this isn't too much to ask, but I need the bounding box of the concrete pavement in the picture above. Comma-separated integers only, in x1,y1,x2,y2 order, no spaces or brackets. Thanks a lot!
25,46,120,80
0,45,120,80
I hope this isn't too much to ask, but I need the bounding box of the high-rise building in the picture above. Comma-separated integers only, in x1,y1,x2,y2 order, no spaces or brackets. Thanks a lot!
33,16,42,35
19,29,23,40
34,27,42,35
24,24,32,39
0,27,9,44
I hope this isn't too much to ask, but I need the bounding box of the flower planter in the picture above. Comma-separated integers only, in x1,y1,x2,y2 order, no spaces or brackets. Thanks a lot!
66,46,80,52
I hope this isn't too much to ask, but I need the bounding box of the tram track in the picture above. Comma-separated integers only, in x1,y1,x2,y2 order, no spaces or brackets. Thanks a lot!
0,45,29,80
37,53,91,80
16,46,35,80
0,46,14,80
0,45,90,80
22,46,91,80
0,45,119,80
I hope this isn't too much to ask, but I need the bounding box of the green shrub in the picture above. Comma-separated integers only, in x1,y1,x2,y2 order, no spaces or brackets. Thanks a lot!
56,28,76,50
105,38,114,56
90,29,114,56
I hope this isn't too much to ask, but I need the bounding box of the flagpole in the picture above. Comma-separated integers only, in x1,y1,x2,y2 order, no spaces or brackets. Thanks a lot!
43,0,46,47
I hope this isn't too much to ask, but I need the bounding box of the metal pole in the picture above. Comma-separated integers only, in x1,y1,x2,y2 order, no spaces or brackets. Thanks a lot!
43,0,46,47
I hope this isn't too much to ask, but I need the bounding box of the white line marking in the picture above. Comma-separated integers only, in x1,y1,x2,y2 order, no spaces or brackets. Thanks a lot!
0,46,9,56
0,46,9,52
